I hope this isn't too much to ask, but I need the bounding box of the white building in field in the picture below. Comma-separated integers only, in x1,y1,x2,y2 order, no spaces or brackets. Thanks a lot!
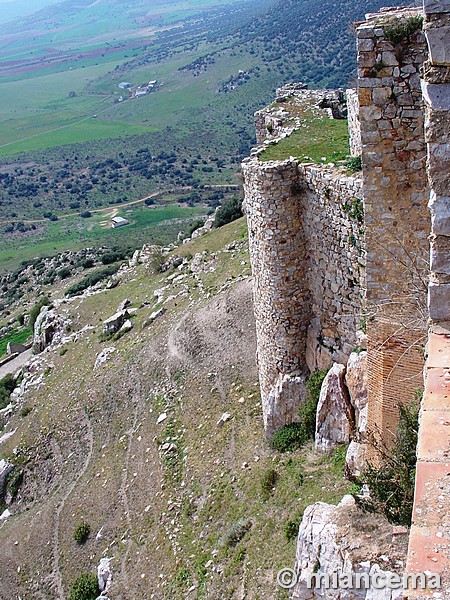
111,216,129,228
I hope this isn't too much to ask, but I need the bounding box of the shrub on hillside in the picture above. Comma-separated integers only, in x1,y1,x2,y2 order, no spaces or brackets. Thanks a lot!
69,572,99,600
73,521,90,545
100,248,130,265
214,196,243,228
65,265,119,297
58,267,72,280
260,468,279,500
284,515,303,541
81,258,94,269
220,518,252,548
357,401,419,526
271,422,306,453
29,296,50,331
0,373,16,410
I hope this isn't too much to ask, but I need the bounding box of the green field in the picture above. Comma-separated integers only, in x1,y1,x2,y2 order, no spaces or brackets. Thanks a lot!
0,202,207,271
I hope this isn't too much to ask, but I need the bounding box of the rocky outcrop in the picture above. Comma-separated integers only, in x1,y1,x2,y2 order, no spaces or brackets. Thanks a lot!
94,347,116,369
97,557,112,594
315,364,355,452
0,459,14,500
103,308,136,335
345,351,369,476
345,351,368,424
291,495,409,599
32,306,70,354
266,374,307,437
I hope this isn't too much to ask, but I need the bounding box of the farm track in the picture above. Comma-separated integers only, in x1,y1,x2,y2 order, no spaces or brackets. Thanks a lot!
0,185,239,224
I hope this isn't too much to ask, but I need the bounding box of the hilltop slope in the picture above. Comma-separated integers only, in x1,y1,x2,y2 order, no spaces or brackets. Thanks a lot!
0,219,351,599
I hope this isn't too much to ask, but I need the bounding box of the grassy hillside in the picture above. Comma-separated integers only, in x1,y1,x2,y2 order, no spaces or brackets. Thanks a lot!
0,218,352,599
0,0,401,270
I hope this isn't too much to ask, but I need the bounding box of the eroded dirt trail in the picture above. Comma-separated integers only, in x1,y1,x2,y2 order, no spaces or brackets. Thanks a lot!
51,411,94,600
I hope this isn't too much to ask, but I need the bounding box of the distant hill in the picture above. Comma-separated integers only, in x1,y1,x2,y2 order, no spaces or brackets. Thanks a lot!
235,0,415,87
0,0,62,24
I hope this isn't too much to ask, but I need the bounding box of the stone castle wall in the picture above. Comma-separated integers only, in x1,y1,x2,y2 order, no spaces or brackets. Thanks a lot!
356,7,431,449
243,139,364,435
346,89,362,157
422,0,450,322
243,1,449,592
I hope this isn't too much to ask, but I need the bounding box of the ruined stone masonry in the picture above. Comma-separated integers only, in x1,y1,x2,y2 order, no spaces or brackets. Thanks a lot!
242,1,449,595
243,117,364,435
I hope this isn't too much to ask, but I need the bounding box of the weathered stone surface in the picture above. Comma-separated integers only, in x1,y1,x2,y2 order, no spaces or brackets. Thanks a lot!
32,307,69,354
421,82,450,110
424,0,450,13
143,307,166,328
118,319,133,334
265,374,306,437
102,309,130,335
291,496,408,600
315,364,354,452
425,27,450,66
429,192,450,235
431,235,450,274
98,557,112,593
429,282,450,320
0,459,14,499
345,441,366,477
94,347,116,369
345,351,368,427
216,412,232,427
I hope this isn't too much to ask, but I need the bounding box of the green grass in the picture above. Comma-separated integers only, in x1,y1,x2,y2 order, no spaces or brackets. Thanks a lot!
259,117,350,164
0,203,207,271
0,327,32,357
0,117,155,156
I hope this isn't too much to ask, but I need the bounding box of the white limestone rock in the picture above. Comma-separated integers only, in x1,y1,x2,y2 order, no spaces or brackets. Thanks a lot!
265,374,306,438
0,459,14,498
345,441,367,477
94,347,116,369
98,557,112,593
345,351,368,428
216,413,232,427
315,364,354,452
102,309,130,335
119,319,133,334
32,306,70,354
291,496,409,599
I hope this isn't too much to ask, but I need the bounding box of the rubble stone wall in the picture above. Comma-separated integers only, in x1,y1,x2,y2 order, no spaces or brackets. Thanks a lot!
356,8,431,450
242,154,364,436
346,89,362,157
422,0,450,321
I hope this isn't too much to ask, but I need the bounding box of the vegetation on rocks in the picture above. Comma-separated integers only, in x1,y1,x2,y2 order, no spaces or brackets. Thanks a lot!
65,265,120,297
73,521,91,545
28,296,50,331
271,369,328,452
68,572,99,600
0,373,16,409
358,400,420,526
214,196,244,228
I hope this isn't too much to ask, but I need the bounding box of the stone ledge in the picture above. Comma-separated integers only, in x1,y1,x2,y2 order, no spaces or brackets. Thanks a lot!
417,408,450,461
424,0,450,14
